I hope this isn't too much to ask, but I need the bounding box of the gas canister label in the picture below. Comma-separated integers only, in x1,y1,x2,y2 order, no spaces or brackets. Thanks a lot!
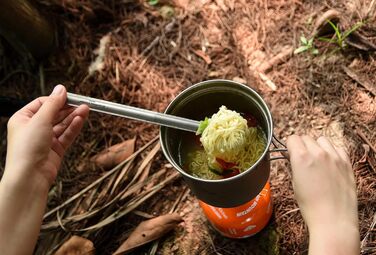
236,195,260,217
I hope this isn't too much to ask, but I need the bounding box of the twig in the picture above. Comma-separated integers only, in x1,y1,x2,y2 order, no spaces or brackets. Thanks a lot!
43,136,158,219
132,210,154,219
109,158,135,196
361,212,376,252
41,169,167,230
356,128,376,154
258,72,277,91
366,0,376,19
149,187,189,255
279,208,300,219
258,46,294,73
343,66,376,96
78,171,180,231
169,187,189,214
0,69,35,86
56,209,69,232
39,63,46,95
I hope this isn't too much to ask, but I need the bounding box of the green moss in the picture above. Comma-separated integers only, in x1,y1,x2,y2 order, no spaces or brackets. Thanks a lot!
258,224,280,255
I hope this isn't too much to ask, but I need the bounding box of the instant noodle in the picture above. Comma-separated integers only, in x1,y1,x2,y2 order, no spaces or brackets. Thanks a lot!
160,80,282,237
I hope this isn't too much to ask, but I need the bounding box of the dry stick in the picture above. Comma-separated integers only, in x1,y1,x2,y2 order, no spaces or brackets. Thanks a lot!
45,234,71,255
356,128,376,154
110,157,136,195
100,160,135,205
119,169,166,202
43,136,159,219
361,212,376,251
110,18,176,93
258,46,294,73
169,187,189,214
134,143,161,186
82,187,100,212
56,209,69,232
137,161,152,186
120,142,161,199
132,210,155,219
279,208,300,219
41,169,167,230
78,172,180,231
150,187,189,255
343,66,376,96
39,63,45,95
258,72,277,91
366,0,376,19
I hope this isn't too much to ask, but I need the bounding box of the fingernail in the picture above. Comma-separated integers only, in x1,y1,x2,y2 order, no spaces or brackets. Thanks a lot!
51,85,64,95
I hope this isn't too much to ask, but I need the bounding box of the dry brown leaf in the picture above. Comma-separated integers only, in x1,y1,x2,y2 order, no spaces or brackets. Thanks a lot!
91,137,136,169
113,213,183,255
54,236,94,255
192,49,212,64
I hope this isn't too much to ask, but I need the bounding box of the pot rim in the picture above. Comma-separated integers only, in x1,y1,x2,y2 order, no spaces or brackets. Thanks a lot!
160,79,273,183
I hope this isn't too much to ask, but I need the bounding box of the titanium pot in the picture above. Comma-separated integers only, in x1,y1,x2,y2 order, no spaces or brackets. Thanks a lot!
160,79,286,208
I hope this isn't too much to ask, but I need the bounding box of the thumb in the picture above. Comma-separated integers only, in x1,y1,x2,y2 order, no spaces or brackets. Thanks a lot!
34,85,67,124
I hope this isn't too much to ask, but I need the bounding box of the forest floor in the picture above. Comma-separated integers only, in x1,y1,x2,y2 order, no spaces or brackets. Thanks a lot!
0,0,375,254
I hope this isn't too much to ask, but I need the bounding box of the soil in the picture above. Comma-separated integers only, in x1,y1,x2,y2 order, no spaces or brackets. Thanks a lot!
0,0,375,254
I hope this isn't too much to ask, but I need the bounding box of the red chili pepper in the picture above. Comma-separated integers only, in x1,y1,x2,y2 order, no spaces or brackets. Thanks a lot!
222,168,240,179
215,158,237,170
242,113,258,127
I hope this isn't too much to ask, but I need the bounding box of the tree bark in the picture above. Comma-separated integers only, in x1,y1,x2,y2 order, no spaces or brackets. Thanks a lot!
0,0,55,59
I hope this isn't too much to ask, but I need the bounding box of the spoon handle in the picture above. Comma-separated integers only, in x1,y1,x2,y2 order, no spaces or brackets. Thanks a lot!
67,92,199,133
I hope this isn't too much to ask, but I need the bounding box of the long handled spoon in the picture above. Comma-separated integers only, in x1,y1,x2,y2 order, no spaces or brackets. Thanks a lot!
66,93,199,133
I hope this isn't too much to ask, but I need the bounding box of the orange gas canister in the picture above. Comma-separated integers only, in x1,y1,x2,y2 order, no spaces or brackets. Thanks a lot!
199,181,272,238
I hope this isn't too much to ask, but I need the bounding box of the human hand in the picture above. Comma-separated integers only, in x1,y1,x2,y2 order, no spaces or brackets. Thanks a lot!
4,85,89,188
286,135,359,254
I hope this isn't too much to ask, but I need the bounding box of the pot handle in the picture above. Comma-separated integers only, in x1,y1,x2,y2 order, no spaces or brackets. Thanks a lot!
269,134,289,161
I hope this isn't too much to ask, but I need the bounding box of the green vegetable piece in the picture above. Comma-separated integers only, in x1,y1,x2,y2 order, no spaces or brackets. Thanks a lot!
148,0,158,6
196,117,209,135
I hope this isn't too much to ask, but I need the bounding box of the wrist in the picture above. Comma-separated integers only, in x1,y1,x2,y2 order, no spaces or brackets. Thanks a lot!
2,164,51,196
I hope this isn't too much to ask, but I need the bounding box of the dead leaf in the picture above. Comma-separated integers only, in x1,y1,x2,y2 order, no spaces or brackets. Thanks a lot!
113,213,183,255
91,137,136,169
54,236,94,255
192,49,212,64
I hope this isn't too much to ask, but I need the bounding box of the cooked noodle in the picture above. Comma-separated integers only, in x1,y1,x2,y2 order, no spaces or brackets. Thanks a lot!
187,106,266,179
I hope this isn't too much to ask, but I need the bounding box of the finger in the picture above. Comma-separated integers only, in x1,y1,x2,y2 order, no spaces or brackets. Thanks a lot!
51,136,65,159
17,97,48,118
286,135,306,154
53,107,75,126
34,85,67,124
316,136,338,156
286,135,307,165
301,135,322,153
335,146,351,165
53,105,89,137
58,115,86,151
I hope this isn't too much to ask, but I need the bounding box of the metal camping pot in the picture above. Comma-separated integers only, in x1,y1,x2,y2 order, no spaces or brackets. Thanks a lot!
160,79,285,208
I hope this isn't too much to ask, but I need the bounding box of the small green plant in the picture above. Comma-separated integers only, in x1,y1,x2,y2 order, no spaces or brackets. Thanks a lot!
294,35,319,55
148,0,158,5
318,20,364,49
